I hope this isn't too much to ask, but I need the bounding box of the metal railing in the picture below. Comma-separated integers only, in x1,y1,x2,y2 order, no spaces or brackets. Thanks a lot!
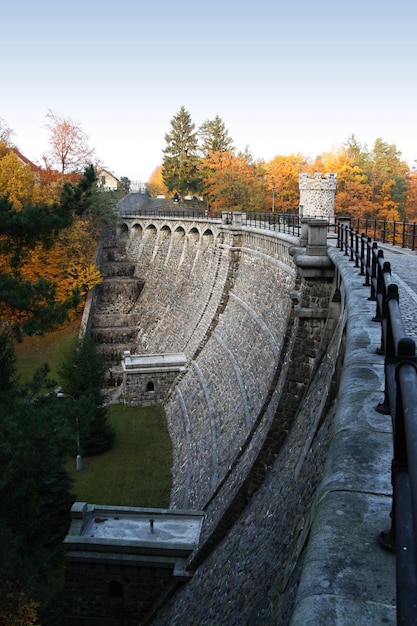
246,212,301,235
345,217,417,250
118,205,302,235
337,221,417,625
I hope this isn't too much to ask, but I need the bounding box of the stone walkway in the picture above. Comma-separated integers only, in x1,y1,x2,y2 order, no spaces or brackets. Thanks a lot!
379,244,417,339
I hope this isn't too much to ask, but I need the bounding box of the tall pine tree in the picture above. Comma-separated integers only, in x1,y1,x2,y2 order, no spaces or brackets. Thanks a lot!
58,332,115,456
162,106,202,198
199,115,234,157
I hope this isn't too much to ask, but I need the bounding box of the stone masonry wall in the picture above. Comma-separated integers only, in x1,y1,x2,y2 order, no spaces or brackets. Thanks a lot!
152,278,342,626
299,172,337,219
85,218,342,625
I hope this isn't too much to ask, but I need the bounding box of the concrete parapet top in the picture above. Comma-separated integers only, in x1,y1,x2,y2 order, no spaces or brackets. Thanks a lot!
65,503,205,559
290,244,395,625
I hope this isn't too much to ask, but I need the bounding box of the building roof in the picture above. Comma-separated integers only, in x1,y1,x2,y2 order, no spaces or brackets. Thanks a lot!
11,147,40,172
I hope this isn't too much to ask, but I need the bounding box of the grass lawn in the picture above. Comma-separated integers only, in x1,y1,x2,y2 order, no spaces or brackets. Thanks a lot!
14,316,81,384
67,403,172,508
14,318,173,508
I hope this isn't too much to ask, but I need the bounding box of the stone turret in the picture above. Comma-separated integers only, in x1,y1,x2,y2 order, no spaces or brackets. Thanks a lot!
299,172,337,219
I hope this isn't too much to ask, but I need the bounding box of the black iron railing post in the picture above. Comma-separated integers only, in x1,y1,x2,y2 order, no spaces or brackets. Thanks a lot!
369,242,379,301
374,259,391,323
393,338,417,625
354,230,360,268
364,237,372,287
359,233,366,276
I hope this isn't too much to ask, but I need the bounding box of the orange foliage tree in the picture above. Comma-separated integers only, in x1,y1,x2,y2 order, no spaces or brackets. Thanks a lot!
43,109,96,174
314,150,375,218
202,151,266,212
0,144,102,328
147,165,168,197
264,154,305,212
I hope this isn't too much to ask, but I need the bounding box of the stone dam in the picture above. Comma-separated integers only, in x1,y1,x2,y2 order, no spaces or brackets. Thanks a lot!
66,211,395,625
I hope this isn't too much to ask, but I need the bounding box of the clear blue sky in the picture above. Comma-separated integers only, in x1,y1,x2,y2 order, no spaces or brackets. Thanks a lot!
3,0,417,183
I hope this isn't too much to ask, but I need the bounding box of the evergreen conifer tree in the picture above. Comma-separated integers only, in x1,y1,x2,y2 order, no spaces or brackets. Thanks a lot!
162,106,202,198
199,115,234,157
58,332,115,456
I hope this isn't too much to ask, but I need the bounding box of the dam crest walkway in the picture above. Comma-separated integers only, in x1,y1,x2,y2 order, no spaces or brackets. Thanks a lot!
290,240,417,625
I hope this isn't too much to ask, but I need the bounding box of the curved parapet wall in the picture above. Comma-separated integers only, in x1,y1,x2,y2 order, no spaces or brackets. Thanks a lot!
87,216,348,624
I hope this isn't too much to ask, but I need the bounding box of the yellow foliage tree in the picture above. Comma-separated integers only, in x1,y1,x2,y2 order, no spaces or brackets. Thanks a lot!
307,149,376,219
0,591,39,626
374,179,401,222
0,146,41,210
404,169,417,222
20,218,102,319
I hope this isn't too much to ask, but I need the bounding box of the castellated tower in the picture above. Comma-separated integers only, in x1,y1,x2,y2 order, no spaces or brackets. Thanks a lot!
299,172,337,219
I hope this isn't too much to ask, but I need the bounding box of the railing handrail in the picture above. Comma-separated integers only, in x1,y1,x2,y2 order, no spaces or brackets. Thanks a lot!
118,207,302,236
340,217,417,251
337,220,417,625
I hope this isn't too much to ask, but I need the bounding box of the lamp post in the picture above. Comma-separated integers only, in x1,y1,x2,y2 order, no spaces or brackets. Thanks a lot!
272,187,276,213
57,392,83,471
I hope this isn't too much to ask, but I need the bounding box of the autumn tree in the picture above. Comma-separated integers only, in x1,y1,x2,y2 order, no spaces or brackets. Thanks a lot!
309,148,375,218
264,154,305,212
20,217,102,318
202,151,265,212
0,168,98,623
147,164,168,197
0,165,97,335
404,169,417,222
0,144,41,210
199,115,234,157
43,109,96,174
368,138,408,220
162,106,202,197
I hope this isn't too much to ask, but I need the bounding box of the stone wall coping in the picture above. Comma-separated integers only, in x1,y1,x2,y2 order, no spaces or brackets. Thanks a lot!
65,503,206,560
290,243,395,625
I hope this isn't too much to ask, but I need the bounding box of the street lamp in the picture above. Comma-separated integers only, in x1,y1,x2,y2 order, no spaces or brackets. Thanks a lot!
57,392,83,471
272,187,276,213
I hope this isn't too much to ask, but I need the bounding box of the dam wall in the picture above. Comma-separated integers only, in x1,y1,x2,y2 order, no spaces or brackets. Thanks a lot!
81,216,347,624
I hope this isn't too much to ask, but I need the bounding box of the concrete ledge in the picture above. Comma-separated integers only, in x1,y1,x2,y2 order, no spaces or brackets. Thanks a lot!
290,245,396,625
290,491,395,625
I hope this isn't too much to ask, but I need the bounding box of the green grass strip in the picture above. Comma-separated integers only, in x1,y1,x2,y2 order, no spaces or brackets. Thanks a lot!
67,403,172,508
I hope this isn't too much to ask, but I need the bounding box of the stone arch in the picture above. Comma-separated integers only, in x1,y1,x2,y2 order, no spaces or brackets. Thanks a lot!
159,224,172,243
187,227,199,246
173,226,186,244
131,223,143,239
216,231,225,245
118,222,129,239
202,228,214,249
143,224,157,241
146,381,155,392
